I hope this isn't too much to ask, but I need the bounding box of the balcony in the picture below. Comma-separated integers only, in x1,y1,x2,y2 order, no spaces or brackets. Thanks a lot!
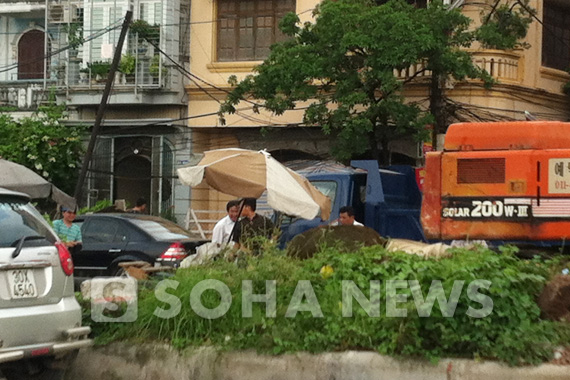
471,50,522,83
53,18,185,106
62,49,170,90
0,81,50,110
394,50,522,84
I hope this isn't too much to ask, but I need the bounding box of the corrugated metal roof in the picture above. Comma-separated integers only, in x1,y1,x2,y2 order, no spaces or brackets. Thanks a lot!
285,160,366,175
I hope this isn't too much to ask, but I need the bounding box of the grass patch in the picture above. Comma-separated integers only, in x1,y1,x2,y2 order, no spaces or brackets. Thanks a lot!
82,244,570,365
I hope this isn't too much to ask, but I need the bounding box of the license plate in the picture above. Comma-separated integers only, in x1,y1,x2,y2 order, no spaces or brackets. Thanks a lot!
7,269,37,299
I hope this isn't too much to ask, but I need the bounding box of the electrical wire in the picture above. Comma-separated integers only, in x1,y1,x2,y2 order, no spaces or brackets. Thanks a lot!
158,7,315,27
0,17,124,74
516,0,570,51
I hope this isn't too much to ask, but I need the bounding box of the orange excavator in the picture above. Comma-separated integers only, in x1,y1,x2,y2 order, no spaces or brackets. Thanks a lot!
421,121,570,247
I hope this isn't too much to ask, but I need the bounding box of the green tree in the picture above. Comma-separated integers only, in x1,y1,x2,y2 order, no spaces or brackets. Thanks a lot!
221,0,534,162
423,0,534,148
0,100,85,194
222,0,433,163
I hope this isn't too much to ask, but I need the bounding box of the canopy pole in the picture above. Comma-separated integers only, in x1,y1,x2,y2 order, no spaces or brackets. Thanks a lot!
227,199,245,244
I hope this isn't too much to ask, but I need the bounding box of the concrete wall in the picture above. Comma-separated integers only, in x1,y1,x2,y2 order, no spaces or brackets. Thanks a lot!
68,343,570,380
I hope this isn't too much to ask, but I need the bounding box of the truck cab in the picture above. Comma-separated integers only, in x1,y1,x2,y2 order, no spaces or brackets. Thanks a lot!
279,160,425,245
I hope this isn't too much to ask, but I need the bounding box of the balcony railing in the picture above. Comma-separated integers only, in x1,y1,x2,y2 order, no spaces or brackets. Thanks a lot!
394,50,522,84
55,23,172,91
394,62,432,81
0,82,49,110
60,51,170,90
471,50,522,83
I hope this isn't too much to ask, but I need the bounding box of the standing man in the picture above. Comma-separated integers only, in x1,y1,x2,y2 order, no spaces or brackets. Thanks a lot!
232,198,274,253
212,199,240,245
128,198,147,214
337,206,364,226
53,206,82,247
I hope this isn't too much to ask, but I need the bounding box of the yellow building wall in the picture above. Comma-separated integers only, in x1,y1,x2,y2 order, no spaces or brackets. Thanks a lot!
188,0,570,128
445,0,570,121
187,0,315,129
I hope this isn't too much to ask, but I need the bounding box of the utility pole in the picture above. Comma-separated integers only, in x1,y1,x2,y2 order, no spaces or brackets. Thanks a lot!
74,10,133,205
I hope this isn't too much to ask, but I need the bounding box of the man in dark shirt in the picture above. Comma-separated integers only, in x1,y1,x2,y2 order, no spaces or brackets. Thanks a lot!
232,198,275,253
128,198,147,214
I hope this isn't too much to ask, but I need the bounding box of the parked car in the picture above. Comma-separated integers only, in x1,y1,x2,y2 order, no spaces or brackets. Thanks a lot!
72,213,206,280
0,188,91,380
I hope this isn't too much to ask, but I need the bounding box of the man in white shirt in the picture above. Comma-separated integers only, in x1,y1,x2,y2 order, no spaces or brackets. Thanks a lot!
338,206,364,226
212,200,240,245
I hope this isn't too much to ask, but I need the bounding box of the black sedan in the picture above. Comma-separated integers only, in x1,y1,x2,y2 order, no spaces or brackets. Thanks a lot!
71,213,206,279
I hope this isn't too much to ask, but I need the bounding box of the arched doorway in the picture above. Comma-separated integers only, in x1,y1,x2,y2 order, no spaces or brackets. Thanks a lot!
18,30,46,80
114,155,152,210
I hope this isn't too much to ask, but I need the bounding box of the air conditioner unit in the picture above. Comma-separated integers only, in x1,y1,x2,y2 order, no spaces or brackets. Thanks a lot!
49,4,78,23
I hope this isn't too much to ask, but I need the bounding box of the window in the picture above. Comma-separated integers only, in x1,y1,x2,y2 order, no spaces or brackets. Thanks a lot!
83,218,119,243
130,218,194,240
217,0,295,62
542,0,570,71
139,3,147,20
0,200,57,247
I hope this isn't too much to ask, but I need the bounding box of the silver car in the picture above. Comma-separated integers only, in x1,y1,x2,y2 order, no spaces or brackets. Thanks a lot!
0,188,91,379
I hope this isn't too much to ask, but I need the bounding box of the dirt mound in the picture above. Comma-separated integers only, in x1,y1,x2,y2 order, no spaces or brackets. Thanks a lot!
538,274,570,321
286,225,387,259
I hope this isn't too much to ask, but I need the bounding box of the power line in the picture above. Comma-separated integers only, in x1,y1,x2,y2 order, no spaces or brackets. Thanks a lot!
144,38,324,129
0,18,124,74
159,7,315,27
0,26,127,35
516,0,570,51
150,40,263,109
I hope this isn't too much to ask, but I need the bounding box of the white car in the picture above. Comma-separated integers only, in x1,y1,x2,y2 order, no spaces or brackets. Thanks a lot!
0,188,91,379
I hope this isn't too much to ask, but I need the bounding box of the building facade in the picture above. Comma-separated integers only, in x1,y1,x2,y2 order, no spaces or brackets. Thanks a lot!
4,0,570,232
185,0,570,235
48,0,192,221
417,0,570,124
0,0,50,113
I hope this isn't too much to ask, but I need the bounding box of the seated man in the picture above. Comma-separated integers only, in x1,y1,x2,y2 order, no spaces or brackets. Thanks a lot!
128,198,147,214
232,198,275,253
336,206,364,226
212,199,240,245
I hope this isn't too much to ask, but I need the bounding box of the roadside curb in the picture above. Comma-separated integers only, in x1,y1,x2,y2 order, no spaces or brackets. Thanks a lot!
68,343,570,380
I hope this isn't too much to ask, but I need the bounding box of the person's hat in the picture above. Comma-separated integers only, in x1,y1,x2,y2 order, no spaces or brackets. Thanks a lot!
61,206,75,213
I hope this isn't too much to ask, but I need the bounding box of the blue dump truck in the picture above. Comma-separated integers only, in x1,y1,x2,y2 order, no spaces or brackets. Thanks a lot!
279,160,426,245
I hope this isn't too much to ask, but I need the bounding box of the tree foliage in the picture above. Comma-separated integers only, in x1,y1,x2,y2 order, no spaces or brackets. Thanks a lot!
221,0,534,162
425,0,534,144
222,0,435,162
0,100,85,194
477,2,534,50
